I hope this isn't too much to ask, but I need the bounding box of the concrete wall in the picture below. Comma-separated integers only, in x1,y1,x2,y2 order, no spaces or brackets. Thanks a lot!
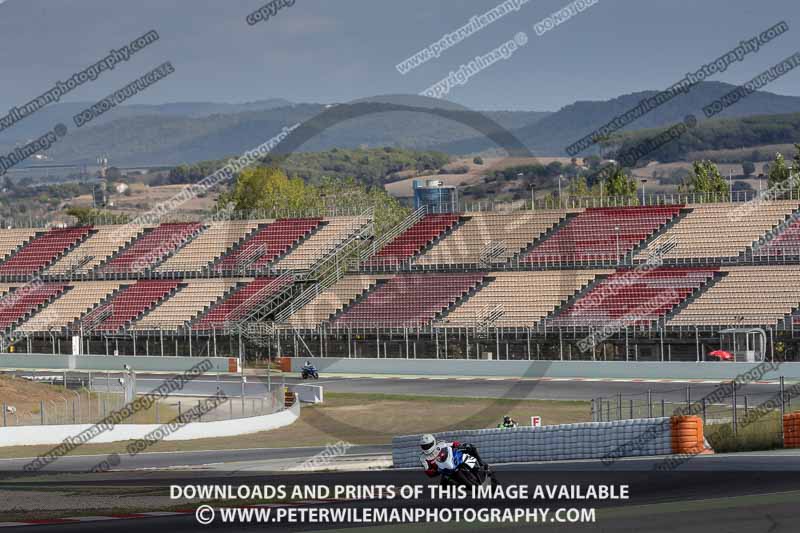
291,357,800,380
287,384,324,403
0,354,239,373
0,401,299,448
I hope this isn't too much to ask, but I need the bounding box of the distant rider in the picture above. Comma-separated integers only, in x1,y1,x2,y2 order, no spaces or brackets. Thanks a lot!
497,415,518,429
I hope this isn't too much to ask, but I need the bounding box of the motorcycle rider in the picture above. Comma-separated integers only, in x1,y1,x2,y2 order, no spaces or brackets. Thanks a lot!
301,360,318,378
419,434,490,479
497,415,518,429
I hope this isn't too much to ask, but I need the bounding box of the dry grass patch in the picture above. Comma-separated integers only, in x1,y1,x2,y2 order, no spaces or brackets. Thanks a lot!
0,393,589,458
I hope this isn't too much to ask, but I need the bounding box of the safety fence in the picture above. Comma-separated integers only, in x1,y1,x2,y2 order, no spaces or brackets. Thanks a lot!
593,378,800,452
391,416,709,468
0,371,283,427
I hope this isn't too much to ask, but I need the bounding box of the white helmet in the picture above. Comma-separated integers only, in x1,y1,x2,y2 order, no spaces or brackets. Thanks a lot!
419,434,437,458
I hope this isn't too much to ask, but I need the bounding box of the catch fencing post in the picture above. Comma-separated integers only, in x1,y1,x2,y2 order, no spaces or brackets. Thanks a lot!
629,399,633,419
732,381,738,435
647,390,652,418
780,376,786,417
686,386,691,410
72,401,76,424
780,376,786,442
2,402,5,427
702,398,706,424
661,399,665,417
590,399,595,422
178,401,182,419
230,398,233,419
156,401,160,424
617,393,622,420
40,400,44,425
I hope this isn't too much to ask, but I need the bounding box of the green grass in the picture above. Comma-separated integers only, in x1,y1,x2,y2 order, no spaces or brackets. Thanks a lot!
705,411,784,453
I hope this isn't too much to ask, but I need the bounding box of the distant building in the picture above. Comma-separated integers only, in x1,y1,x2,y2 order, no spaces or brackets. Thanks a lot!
413,179,458,213
92,182,107,208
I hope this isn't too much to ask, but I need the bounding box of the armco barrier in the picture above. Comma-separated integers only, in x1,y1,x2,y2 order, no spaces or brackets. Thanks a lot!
784,412,800,448
0,399,300,448
392,416,710,468
0,354,240,373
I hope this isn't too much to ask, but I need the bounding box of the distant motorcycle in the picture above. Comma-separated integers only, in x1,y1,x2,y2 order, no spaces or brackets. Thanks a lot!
437,444,497,487
301,365,319,379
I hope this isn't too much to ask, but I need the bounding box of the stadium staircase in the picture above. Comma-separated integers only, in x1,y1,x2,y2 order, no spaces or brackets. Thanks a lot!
273,208,375,325
79,279,182,333
548,267,719,328
360,206,426,265
662,270,727,324
71,283,131,334
191,275,295,332
627,207,691,264
325,278,389,324
361,208,467,269
212,218,323,274
521,206,684,266
331,273,487,329
406,215,469,270
509,212,578,266
748,209,800,260
537,272,611,327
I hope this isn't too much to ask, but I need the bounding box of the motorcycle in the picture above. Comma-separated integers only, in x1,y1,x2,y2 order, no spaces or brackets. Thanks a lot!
301,366,319,379
437,444,497,487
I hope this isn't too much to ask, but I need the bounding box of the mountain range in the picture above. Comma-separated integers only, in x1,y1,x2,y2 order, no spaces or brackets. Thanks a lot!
3,82,800,167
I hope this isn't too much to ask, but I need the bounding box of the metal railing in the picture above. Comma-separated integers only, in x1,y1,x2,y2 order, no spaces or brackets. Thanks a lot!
0,371,285,427
274,208,375,324
592,378,795,451
359,206,427,263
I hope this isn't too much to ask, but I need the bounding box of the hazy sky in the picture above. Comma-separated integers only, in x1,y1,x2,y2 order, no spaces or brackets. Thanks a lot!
0,0,798,111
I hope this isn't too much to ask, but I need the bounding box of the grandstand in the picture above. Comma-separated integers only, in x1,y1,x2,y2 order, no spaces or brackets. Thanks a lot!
635,201,800,262
414,211,567,266
520,206,684,265
212,218,322,274
155,220,263,274
0,227,92,278
1,202,800,362
46,224,147,276
363,213,460,267
96,222,204,275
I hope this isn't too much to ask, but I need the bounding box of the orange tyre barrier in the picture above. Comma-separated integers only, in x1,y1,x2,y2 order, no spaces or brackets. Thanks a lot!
670,416,711,454
284,389,296,408
278,356,292,373
783,413,800,448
